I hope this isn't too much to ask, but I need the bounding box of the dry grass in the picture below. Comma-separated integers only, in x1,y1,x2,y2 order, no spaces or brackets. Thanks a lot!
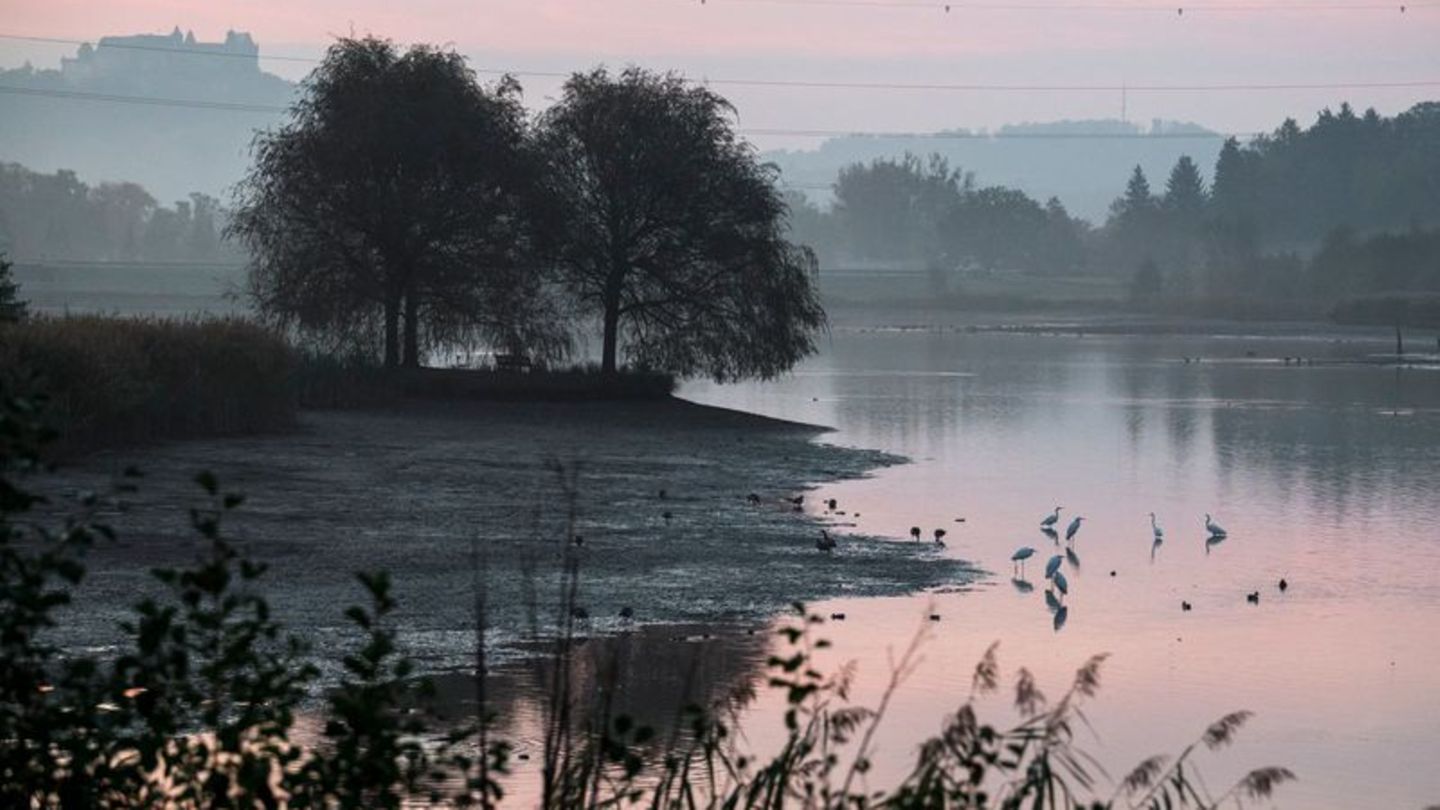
0,314,297,455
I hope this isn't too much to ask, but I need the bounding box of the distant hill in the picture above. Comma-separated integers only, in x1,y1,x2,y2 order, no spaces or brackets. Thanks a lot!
0,27,293,205
764,119,1227,223
0,32,1227,221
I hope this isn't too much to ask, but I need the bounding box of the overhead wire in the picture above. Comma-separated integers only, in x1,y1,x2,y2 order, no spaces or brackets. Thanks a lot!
0,83,1272,140
2,32,1438,94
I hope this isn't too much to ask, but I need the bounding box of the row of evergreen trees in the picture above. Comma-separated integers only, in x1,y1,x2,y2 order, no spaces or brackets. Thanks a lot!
789,102,1440,307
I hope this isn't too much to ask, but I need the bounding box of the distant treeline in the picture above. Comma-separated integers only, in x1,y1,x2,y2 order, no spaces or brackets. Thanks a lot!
0,163,238,264
790,102,1440,312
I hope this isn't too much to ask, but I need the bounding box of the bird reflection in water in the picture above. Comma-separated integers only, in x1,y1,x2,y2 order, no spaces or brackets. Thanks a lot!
1011,577,1035,594
1044,589,1062,613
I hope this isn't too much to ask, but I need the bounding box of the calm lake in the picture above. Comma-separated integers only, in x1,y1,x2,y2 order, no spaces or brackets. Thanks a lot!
676,317,1440,809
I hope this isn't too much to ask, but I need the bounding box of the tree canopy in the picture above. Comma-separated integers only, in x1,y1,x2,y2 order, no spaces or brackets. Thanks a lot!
230,37,562,368
535,67,825,380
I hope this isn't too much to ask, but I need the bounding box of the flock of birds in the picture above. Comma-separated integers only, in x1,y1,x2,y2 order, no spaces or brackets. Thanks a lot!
803,497,1289,621
1008,507,1245,616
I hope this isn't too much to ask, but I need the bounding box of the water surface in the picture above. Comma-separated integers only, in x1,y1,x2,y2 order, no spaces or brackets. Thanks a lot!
682,320,1440,808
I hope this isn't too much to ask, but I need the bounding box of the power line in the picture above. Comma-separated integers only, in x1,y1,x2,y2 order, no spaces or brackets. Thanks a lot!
4,34,1438,95
690,0,1436,10
0,84,287,113
0,33,318,63
0,84,1270,139
751,126,1245,138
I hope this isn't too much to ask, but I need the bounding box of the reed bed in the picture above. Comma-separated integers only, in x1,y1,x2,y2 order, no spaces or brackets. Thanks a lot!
0,314,297,455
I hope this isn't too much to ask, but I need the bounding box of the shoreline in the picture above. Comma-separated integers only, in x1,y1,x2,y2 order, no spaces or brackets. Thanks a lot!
37,395,975,683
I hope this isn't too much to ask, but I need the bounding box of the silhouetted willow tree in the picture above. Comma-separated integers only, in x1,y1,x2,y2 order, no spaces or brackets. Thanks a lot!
230,37,564,368
535,67,826,380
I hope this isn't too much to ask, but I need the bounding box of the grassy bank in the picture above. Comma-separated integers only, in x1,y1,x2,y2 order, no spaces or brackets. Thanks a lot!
0,315,297,455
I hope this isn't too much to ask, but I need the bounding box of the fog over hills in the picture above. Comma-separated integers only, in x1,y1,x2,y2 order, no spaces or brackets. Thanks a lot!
764,119,1225,223
0,27,293,206
1,28,1221,220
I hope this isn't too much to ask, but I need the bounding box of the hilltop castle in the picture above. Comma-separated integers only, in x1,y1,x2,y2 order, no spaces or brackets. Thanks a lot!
60,27,260,83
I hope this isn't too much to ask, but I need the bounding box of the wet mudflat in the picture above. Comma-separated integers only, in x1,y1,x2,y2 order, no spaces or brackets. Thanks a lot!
39,396,973,681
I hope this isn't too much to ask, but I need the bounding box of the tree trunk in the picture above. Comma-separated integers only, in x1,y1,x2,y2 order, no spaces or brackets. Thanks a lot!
600,265,625,377
403,290,421,368
601,301,620,377
383,293,401,369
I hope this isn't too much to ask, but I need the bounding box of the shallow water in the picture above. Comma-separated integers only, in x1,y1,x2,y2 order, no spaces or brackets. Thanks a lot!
679,322,1440,809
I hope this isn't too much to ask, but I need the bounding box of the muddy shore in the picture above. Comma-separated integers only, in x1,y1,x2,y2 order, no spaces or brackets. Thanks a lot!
37,397,974,680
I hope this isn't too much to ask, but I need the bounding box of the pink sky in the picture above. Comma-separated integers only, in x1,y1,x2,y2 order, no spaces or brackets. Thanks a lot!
3,0,1439,140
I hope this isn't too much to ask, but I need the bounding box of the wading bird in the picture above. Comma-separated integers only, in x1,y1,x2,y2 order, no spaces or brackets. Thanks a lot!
1205,513,1227,538
910,526,922,542
1149,512,1164,541
1045,554,1063,580
933,528,947,546
1041,506,1062,529
1065,516,1085,543
1012,546,1036,575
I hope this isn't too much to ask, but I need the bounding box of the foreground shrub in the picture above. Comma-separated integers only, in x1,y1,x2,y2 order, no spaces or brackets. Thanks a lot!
0,315,297,454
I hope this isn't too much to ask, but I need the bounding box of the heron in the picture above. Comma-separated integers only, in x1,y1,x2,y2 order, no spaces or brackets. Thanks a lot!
1041,506,1063,530
933,528,947,546
1044,554,1063,580
826,498,838,512
1246,591,1259,604
1278,577,1288,592
1065,516,1085,543
1205,513,1227,538
910,526,922,542
1012,546,1036,575
1149,512,1164,541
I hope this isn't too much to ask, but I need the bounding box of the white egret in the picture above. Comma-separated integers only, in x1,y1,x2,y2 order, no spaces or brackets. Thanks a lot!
1205,513,1227,538
1041,506,1062,529
1149,512,1164,541
1065,516,1085,543
1011,546,1036,575
1045,554,1063,579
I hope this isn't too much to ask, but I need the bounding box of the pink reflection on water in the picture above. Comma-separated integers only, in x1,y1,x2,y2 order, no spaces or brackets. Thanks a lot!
683,326,1440,808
